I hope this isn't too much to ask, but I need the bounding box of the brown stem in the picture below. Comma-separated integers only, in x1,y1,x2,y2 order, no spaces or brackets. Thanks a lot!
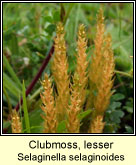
15,45,54,111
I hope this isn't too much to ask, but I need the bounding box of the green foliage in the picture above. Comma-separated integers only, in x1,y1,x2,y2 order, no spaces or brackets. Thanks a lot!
3,55,22,89
104,92,133,133
104,93,126,133
3,3,133,134
123,98,133,113
3,73,21,98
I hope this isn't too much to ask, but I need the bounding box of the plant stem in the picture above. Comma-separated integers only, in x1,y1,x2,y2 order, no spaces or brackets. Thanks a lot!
22,80,31,133
29,86,43,101
115,70,133,78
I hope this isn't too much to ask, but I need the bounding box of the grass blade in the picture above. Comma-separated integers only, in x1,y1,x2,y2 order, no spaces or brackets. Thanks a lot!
22,80,31,133
3,72,21,98
3,55,22,89
3,85,12,113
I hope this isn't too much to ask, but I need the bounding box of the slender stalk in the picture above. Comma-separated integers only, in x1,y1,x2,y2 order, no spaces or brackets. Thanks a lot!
115,70,133,78
22,80,31,133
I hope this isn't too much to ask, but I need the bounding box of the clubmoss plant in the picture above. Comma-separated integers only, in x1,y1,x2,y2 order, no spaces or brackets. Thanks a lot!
88,9,115,133
66,24,88,133
73,24,88,109
66,87,81,133
52,22,70,122
86,8,105,110
40,74,57,133
88,115,105,133
40,9,115,134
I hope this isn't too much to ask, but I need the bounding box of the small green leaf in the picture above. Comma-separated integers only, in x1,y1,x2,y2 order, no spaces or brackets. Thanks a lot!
124,106,133,113
45,24,56,35
110,110,124,124
125,125,133,133
111,93,125,101
123,98,133,113
53,11,60,22
44,16,53,23
109,101,122,110
78,109,92,121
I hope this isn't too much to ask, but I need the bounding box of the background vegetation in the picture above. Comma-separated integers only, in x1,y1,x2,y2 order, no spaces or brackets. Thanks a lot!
3,3,133,133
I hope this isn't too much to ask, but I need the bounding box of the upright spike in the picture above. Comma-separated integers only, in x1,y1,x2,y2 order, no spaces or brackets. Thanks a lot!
52,22,69,122
40,74,57,133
